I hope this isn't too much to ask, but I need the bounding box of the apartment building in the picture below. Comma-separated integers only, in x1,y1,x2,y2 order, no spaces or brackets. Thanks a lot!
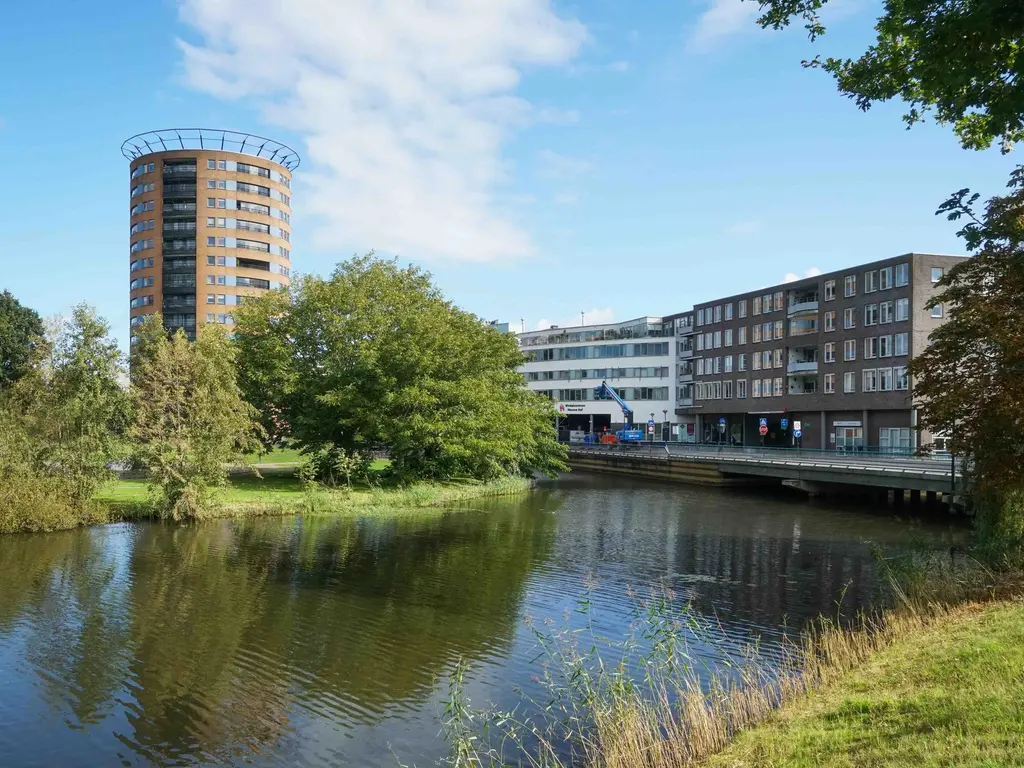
518,317,680,438
122,128,298,343
680,253,965,451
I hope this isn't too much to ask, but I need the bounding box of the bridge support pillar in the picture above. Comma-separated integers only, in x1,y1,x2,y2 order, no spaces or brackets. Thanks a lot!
781,478,824,497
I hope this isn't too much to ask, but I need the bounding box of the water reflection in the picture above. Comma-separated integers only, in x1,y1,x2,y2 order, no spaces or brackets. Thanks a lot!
0,476,959,766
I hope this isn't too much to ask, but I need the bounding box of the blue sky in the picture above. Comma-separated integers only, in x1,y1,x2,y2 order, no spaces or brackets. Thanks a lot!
0,0,1015,348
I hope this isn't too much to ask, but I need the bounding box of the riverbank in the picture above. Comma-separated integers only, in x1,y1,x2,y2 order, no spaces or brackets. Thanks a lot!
1,473,535,535
707,598,1024,767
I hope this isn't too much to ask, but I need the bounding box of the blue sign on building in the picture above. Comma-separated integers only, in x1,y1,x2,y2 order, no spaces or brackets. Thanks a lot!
781,418,789,430
759,417,768,428
718,417,726,427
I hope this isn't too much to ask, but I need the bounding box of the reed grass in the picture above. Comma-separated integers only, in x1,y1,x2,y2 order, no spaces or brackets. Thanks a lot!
439,582,1024,768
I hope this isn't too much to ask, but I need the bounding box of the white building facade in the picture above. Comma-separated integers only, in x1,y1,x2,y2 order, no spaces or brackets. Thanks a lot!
518,317,690,440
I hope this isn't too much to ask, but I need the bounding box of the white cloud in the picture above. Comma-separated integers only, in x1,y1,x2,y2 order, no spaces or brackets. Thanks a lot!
687,0,759,54
726,219,760,235
538,149,593,179
176,0,586,263
607,60,631,72
783,267,823,283
554,191,578,205
536,307,614,330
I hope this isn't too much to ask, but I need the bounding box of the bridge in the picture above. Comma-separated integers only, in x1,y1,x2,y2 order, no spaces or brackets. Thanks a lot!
565,443,962,498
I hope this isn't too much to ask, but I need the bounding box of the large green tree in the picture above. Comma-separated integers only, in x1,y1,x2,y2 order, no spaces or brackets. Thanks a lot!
908,170,1024,563
233,255,566,483
0,289,44,387
754,0,1024,151
130,316,261,520
0,305,130,531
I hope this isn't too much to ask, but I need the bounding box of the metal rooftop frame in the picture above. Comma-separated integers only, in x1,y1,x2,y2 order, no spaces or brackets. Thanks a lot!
120,128,301,171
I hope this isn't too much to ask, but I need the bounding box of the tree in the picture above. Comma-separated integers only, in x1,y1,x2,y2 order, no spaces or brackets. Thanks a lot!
0,305,130,531
233,255,566,483
130,316,261,520
0,290,44,387
755,0,1024,151
908,169,1024,564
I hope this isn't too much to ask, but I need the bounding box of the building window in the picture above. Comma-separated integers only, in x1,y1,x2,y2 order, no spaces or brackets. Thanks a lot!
737,379,746,399
931,267,944,283
218,160,227,170
207,236,216,246
895,366,909,390
865,336,879,359
725,303,733,321
738,326,747,344
879,335,893,357
931,303,944,318
844,307,856,329
878,367,894,391
763,294,772,313
824,342,835,363
752,379,761,398
713,330,722,348
217,294,227,305
895,263,909,287
725,328,733,346
774,291,784,311
879,427,911,452
864,270,877,293
879,301,893,324
696,359,704,376
207,197,216,208
773,377,783,397
207,159,216,169
895,297,910,321
696,309,704,327
723,380,733,399
763,322,772,340
738,299,747,318
824,373,835,393
862,369,878,392
714,357,721,374
844,275,856,297
714,305,722,323
218,198,227,209
752,325,762,343
208,180,216,189
844,339,856,361
773,320,783,339
824,311,835,332
824,279,835,301
879,267,893,290
738,354,746,371
696,335,704,352
773,348,783,368
864,303,878,326
844,371,856,393
705,332,713,349
752,296,761,315
724,355,733,373
206,294,216,304
762,350,772,369
752,353,761,371
895,332,909,356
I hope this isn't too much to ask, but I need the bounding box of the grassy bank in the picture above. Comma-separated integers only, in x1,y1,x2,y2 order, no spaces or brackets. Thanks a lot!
1,473,533,535
709,599,1024,767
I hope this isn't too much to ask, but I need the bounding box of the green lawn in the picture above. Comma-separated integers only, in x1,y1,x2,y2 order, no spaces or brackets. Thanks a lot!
96,472,309,505
709,601,1024,767
247,445,391,472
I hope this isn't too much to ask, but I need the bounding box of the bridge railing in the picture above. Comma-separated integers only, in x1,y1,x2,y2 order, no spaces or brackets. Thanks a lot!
565,440,961,472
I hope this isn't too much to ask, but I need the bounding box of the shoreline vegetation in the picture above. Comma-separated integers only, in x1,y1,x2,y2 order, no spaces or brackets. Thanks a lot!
441,580,1024,768
1,465,535,536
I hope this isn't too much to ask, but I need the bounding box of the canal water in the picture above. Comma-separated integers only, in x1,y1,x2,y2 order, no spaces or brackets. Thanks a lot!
0,475,960,767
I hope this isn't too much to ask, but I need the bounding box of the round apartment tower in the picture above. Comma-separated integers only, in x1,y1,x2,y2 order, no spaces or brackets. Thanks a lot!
121,128,299,343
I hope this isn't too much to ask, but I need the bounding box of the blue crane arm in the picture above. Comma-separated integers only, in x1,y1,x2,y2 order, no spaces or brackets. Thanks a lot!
593,381,634,425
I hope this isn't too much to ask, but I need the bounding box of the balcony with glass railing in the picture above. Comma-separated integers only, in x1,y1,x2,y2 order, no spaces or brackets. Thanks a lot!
788,316,819,337
787,287,820,315
163,203,197,217
163,184,197,198
162,164,197,176
787,374,819,395
787,346,818,374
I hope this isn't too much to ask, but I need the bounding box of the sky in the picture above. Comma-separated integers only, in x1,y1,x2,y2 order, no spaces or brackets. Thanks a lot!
0,0,1016,349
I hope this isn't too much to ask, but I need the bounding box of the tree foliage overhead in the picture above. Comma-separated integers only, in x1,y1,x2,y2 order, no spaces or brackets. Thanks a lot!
130,316,261,521
0,289,45,387
908,168,1024,558
755,0,1024,151
233,255,566,483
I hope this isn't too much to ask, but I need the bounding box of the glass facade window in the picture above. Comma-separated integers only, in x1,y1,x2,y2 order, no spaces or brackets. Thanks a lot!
895,263,909,287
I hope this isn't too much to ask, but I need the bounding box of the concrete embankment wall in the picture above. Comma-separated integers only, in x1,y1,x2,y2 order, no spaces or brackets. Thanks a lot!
567,453,774,488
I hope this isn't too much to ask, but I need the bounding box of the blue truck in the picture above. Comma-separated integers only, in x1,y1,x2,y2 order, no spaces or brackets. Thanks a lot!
593,381,645,442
